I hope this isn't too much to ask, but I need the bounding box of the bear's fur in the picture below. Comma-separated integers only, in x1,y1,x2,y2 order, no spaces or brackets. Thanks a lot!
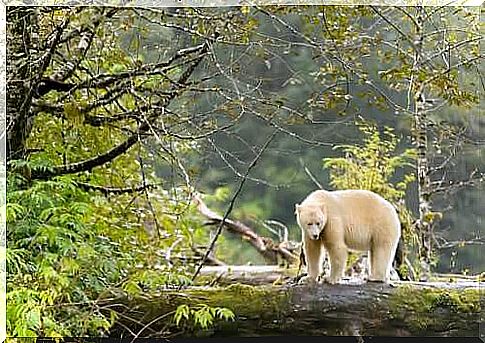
295,189,401,284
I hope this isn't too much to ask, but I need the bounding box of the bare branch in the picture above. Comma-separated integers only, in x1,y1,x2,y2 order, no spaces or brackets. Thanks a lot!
75,181,161,195
426,170,484,196
191,246,226,266
437,238,485,250
299,158,323,189
194,194,270,258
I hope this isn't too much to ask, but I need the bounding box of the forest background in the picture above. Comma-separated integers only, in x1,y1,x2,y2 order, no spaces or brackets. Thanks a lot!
5,5,483,337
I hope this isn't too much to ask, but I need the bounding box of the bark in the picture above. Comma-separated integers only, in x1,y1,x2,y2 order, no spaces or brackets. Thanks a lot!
198,265,294,285
106,266,482,338
75,181,162,195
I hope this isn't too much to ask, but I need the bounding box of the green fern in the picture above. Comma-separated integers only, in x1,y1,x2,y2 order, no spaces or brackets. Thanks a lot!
174,304,235,330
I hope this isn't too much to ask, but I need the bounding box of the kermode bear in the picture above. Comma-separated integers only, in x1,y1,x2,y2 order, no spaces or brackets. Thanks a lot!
295,189,401,284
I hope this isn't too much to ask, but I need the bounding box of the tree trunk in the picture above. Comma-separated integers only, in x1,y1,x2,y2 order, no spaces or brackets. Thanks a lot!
106,266,482,338
410,7,434,279
6,7,39,160
414,91,433,279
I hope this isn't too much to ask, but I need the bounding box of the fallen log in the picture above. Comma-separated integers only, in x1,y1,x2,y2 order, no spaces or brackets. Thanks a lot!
106,266,483,338
198,265,295,285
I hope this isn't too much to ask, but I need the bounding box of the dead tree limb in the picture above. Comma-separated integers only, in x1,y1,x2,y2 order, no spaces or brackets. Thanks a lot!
192,194,299,265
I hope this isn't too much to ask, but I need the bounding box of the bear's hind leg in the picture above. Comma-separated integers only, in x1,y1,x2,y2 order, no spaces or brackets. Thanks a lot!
369,240,398,283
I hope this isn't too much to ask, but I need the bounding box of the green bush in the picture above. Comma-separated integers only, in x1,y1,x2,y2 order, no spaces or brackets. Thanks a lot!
6,167,232,336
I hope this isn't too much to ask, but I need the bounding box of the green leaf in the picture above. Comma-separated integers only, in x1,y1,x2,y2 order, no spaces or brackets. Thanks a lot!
26,309,41,330
7,203,25,221
174,304,190,326
122,280,142,296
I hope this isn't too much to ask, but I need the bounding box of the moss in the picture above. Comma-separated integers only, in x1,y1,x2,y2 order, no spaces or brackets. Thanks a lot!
389,285,482,333
201,284,291,318
141,284,289,322
225,283,259,296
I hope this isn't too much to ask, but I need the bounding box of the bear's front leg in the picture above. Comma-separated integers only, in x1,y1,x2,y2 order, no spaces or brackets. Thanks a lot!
324,244,347,284
299,236,324,284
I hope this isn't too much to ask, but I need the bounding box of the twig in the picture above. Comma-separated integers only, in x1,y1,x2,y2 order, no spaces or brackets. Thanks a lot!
30,43,209,180
130,311,176,343
188,130,279,286
299,158,323,189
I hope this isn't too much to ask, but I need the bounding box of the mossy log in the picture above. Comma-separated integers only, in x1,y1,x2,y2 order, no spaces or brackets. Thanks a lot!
107,266,483,338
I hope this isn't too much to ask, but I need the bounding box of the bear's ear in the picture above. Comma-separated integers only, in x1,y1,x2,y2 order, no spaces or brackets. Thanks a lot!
295,204,301,214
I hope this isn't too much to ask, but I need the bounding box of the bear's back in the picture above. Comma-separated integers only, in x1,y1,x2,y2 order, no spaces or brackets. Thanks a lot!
331,189,388,203
331,189,399,227
304,189,398,226
304,189,388,204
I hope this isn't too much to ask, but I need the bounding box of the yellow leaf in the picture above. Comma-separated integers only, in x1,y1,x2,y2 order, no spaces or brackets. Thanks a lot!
241,6,250,15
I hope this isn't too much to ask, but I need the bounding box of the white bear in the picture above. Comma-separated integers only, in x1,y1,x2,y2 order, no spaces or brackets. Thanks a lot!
295,189,401,284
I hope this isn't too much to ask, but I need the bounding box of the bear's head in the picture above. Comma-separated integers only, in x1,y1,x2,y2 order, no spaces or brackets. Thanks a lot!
295,204,327,240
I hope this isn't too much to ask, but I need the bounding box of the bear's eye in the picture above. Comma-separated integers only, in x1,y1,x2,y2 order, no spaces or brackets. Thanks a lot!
307,223,313,226
316,222,320,226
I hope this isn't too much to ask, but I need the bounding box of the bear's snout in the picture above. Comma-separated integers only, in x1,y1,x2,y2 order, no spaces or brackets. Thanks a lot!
311,233,319,240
